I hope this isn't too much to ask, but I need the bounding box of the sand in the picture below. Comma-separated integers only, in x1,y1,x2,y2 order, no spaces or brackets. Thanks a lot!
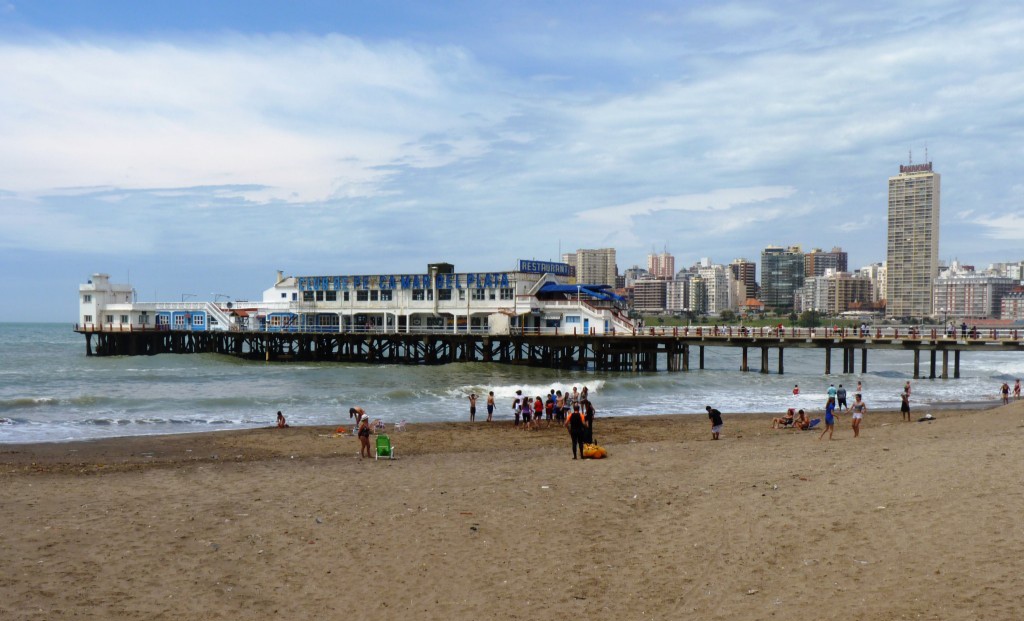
3,401,1024,620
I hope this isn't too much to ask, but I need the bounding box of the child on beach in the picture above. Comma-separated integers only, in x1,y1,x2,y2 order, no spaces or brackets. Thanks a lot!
357,415,372,458
276,411,289,428
819,399,839,441
468,393,477,422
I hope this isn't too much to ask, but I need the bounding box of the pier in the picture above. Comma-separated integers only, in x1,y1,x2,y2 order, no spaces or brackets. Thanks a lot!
75,324,1024,378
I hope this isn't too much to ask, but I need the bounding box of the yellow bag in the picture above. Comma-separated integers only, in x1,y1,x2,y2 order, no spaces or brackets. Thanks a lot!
582,443,607,459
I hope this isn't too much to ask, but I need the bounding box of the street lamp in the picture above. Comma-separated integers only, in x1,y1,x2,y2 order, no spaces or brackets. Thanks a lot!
181,293,196,302
212,293,231,303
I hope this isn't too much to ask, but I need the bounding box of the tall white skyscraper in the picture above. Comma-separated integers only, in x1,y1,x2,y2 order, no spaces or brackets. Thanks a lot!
886,161,940,318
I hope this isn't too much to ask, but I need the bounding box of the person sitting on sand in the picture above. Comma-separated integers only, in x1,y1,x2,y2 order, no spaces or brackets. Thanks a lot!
771,408,795,429
276,411,289,428
794,409,809,430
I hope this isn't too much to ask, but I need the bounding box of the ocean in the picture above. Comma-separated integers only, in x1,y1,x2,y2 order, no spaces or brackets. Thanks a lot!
1,322,1021,444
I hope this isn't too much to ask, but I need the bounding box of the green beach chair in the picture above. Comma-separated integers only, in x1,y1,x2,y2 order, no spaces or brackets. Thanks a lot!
375,434,396,460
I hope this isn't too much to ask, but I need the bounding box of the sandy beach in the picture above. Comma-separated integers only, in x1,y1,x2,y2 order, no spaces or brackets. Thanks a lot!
3,401,1024,620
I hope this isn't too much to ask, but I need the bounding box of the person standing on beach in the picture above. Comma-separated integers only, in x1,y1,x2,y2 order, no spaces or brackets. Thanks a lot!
582,399,595,443
468,393,477,422
1001,382,1010,405
793,384,800,396
565,403,587,459
1015,379,1021,400
900,391,911,421
486,391,495,422
512,390,522,426
856,380,863,393
827,384,837,403
706,406,723,440
819,399,839,441
555,390,566,423
849,394,867,438
357,414,372,458
836,384,848,410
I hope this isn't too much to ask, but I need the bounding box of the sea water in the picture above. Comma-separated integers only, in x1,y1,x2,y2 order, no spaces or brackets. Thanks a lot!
1,322,1021,443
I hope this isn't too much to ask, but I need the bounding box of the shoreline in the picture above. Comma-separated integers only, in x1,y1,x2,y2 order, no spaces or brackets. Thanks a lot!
0,403,1002,475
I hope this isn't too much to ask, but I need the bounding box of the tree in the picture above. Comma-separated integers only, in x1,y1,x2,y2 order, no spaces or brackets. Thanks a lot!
719,309,737,323
797,310,821,328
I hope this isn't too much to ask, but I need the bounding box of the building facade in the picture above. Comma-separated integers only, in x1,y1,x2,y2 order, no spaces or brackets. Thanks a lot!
760,245,804,312
729,258,757,301
633,279,668,314
804,247,849,278
933,262,1017,320
1001,288,1024,321
573,248,618,288
647,251,676,280
886,162,940,318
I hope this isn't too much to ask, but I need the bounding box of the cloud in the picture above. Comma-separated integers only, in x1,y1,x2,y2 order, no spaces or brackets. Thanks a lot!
974,214,1024,240
0,34,510,202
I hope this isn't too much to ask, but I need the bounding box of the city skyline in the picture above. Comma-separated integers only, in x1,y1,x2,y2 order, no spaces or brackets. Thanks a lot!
3,2,1024,322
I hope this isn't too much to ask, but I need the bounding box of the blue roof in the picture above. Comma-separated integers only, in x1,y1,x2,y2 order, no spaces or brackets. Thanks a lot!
537,282,625,302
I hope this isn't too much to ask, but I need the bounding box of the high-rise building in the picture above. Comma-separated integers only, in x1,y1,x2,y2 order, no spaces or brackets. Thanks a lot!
804,247,848,278
666,275,690,313
887,161,940,318
796,271,873,315
647,251,675,280
570,248,617,288
622,265,651,288
760,245,804,312
856,262,886,303
696,263,734,315
633,279,667,313
729,258,757,301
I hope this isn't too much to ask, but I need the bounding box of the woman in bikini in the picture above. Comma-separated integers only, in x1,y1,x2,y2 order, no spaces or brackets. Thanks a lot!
357,415,372,458
849,394,867,438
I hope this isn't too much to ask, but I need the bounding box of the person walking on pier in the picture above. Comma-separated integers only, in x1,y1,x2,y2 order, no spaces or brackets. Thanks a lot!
468,393,477,422
706,405,723,440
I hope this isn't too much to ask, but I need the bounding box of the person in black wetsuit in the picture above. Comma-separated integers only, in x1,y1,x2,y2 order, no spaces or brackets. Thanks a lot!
565,403,587,459
581,399,595,443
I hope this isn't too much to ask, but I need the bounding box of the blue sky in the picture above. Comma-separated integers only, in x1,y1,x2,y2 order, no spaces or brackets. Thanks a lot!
2,1,1023,321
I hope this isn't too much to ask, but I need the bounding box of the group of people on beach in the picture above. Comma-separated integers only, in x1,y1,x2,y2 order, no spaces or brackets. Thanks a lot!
771,380,872,440
1000,379,1021,405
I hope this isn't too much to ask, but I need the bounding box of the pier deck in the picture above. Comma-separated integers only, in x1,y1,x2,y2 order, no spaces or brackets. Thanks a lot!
75,325,1024,378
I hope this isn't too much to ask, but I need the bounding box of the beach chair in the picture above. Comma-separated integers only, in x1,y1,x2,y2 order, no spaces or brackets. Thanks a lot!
373,419,386,433
394,420,407,432
806,418,821,430
375,434,396,460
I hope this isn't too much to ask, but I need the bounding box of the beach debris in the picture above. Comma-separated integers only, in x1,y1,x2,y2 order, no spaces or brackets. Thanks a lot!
747,589,759,595
875,506,886,510
470,525,479,532
854,559,870,565
209,543,220,552
541,485,550,489
315,517,323,524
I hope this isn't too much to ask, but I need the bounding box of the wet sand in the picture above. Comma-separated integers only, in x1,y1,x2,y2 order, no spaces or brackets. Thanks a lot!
3,401,1024,620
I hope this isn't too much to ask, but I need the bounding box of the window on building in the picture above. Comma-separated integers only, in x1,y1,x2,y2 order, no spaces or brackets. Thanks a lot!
380,290,393,302
343,291,349,302
303,291,315,302
292,293,297,301
84,314,93,323
412,289,425,301
106,315,114,323
370,290,379,301
83,294,92,303
193,314,204,326
565,315,581,324
458,289,466,301
326,291,337,302
315,291,324,301
471,289,486,300
139,314,149,324
281,292,287,299
438,289,452,301
357,290,369,301
489,289,497,300
173,315,185,328
500,288,514,300
120,315,129,323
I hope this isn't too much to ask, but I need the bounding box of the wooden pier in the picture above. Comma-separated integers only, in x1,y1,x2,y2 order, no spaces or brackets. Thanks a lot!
75,325,1024,378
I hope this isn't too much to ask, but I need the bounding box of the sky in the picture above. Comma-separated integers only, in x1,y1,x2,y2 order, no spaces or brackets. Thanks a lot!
1,1,1023,321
